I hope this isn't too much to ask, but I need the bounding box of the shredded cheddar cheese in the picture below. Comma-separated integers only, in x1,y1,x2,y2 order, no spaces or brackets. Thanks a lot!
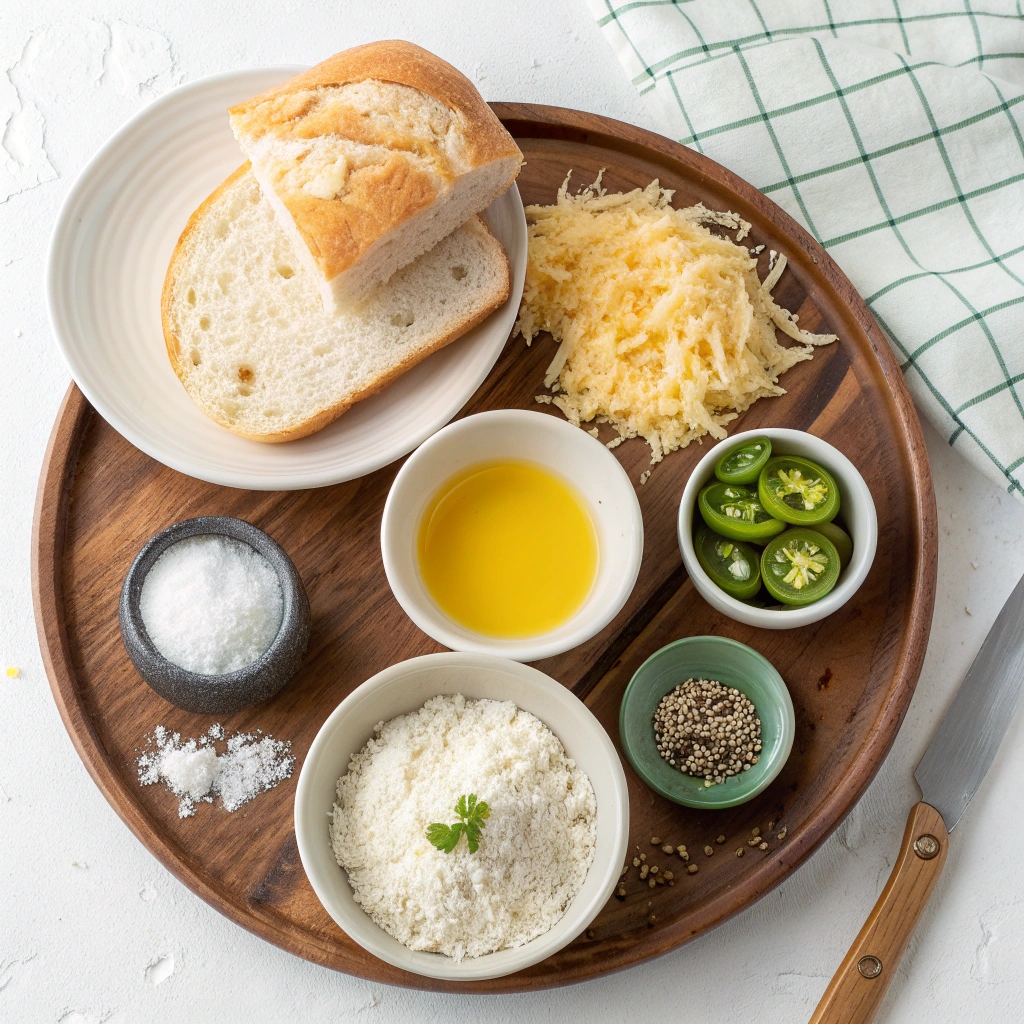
515,173,836,465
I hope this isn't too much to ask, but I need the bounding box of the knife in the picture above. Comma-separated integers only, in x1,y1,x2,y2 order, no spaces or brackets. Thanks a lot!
809,571,1024,1024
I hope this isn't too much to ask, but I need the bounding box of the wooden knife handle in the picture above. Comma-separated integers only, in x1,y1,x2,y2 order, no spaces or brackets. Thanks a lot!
808,802,948,1024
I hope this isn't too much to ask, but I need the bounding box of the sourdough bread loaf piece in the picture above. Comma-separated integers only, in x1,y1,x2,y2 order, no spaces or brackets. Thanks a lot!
228,40,522,311
161,165,510,442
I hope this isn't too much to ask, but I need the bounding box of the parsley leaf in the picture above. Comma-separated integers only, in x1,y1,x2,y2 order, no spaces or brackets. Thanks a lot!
426,794,490,854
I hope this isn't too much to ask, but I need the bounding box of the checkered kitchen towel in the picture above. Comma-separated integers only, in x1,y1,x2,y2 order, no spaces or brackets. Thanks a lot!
587,0,1024,496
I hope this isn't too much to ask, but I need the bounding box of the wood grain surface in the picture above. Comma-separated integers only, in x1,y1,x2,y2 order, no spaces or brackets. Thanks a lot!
32,104,938,992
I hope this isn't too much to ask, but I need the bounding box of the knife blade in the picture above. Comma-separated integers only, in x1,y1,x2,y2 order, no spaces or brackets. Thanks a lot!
810,571,1024,1024
915,568,1024,831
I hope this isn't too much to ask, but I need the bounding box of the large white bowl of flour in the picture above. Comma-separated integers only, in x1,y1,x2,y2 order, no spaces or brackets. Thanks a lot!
294,652,629,981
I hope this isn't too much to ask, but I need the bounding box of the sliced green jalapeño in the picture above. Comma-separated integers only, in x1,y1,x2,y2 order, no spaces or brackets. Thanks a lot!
694,525,763,600
809,521,853,570
760,528,841,606
714,437,772,485
698,481,786,543
758,455,840,526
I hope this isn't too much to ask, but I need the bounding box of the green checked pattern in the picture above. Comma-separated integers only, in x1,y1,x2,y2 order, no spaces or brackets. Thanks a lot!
587,0,1024,496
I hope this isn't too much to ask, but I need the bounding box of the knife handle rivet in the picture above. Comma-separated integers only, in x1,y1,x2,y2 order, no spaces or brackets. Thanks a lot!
857,955,883,979
914,834,941,860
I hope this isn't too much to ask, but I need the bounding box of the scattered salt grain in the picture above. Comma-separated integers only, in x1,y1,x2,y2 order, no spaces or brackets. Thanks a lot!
137,724,294,818
217,732,296,812
139,535,283,675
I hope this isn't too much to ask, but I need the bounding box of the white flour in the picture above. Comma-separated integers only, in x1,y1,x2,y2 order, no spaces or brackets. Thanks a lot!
330,694,597,961
137,724,294,817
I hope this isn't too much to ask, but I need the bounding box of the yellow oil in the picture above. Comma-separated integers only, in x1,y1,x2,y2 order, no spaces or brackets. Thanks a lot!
417,459,598,638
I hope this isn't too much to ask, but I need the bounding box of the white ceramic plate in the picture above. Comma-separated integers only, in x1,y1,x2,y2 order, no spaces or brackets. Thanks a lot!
47,68,527,490
294,652,630,981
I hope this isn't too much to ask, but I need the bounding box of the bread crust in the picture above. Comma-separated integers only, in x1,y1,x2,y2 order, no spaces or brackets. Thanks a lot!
228,41,522,285
161,167,510,444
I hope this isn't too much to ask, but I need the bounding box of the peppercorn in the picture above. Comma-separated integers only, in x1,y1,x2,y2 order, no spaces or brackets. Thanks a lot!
652,678,762,784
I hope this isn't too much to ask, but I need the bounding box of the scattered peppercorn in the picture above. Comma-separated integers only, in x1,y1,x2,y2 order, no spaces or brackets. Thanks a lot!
736,848,745,858
687,863,698,875
704,845,714,857
716,835,726,845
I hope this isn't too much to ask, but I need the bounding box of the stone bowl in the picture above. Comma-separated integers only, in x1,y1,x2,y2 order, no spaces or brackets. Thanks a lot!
119,516,310,714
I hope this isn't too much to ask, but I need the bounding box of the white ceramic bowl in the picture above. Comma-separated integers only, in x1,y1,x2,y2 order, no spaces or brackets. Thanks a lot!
381,410,644,661
46,68,526,490
678,428,877,629
294,652,629,981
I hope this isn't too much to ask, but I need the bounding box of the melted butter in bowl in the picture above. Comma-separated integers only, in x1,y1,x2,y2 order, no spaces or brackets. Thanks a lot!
381,410,643,662
417,459,598,639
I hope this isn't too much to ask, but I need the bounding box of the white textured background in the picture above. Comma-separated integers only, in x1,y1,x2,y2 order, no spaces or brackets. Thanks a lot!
2,2,1023,1021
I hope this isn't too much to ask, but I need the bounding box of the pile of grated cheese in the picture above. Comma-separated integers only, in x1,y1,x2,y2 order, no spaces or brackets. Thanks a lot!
330,694,597,961
516,172,837,466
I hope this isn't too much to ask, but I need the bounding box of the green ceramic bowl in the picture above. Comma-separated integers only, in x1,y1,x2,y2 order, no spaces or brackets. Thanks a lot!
619,636,795,809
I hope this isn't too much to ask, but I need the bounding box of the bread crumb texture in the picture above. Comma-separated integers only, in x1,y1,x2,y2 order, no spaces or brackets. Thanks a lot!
330,694,597,961
516,173,836,464
163,169,507,441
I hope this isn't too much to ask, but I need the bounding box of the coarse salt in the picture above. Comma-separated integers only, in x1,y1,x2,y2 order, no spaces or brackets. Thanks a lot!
139,534,283,675
137,724,294,818
331,694,597,961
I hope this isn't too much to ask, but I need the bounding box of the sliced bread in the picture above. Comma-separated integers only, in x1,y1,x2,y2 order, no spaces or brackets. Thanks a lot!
228,40,522,311
161,164,510,442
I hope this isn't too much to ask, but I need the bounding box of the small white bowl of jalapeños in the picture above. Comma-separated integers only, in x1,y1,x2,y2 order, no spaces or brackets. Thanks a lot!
677,428,877,629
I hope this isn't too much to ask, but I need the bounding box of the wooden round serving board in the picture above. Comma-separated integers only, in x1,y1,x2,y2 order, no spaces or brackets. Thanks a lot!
33,104,937,992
